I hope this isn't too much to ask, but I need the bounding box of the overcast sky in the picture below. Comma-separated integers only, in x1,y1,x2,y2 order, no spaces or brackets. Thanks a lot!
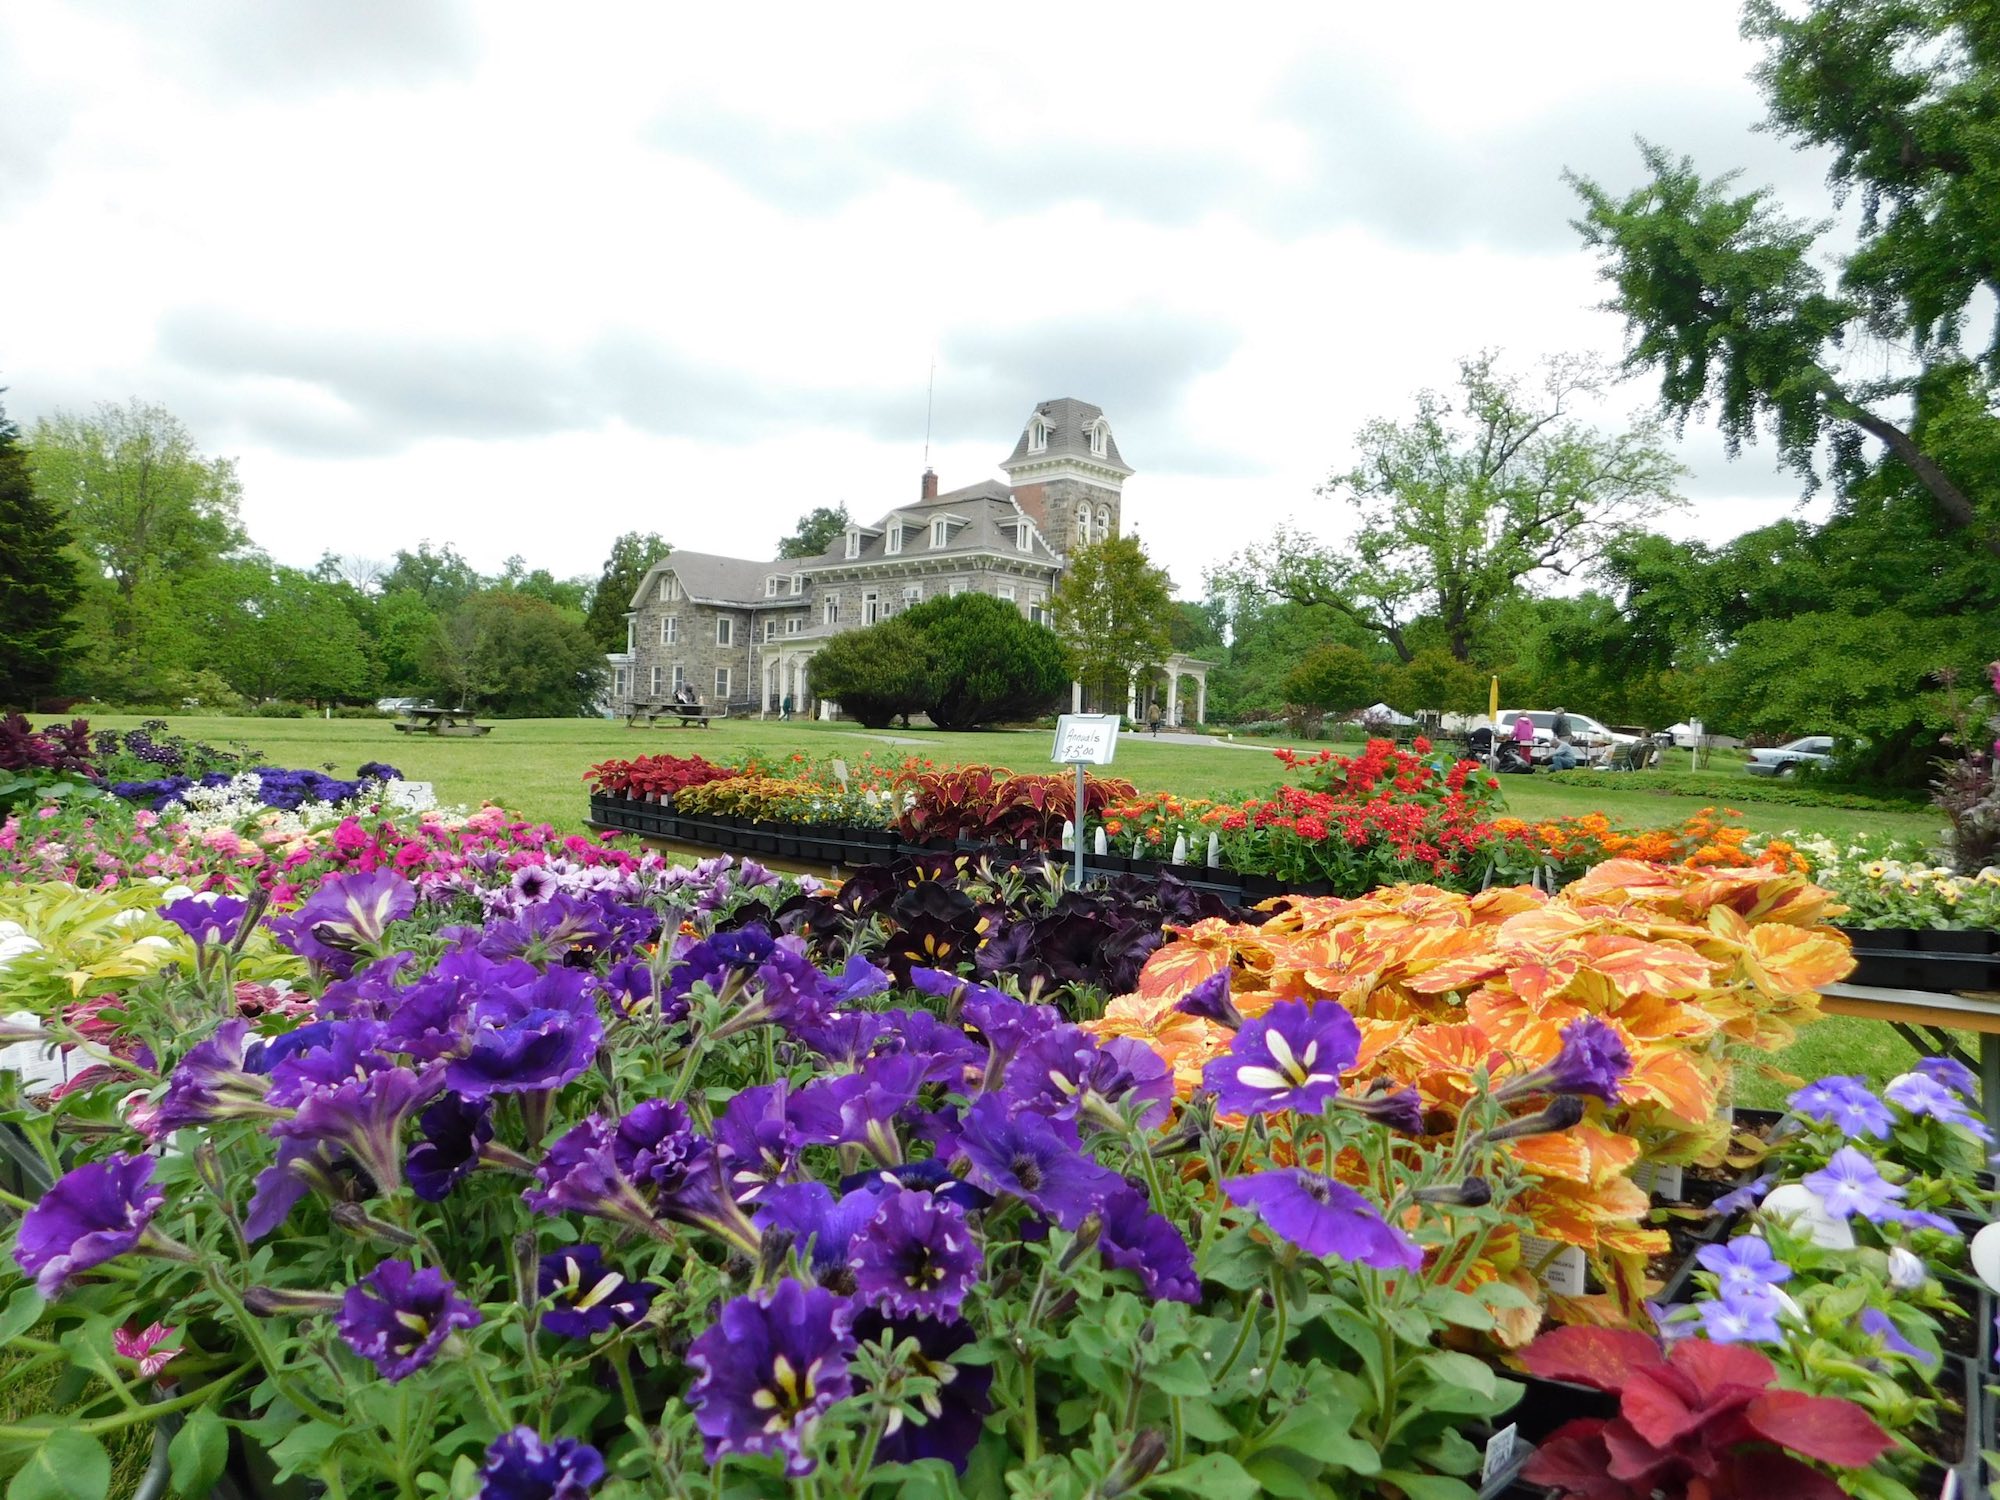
1,1,1854,594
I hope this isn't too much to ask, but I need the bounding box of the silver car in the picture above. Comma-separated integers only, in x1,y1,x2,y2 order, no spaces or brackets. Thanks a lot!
1745,735,1834,777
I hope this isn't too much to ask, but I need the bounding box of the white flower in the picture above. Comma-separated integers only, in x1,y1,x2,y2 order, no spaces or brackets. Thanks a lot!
134,935,174,951
160,884,196,902
1887,1247,1928,1290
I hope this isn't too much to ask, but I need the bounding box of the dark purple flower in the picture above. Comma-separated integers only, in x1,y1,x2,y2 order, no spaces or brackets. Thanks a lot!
1710,1173,1773,1215
407,1094,495,1202
686,1279,855,1476
850,1310,992,1472
159,893,251,949
955,1094,1120,1228
267,869,417,976
1788,1075,1893,1138
838,1159,992,1215
336,1261,481,1381
272,1062,445,1197
475,1428,604,1500
1803,1147,1905,1222
850,1189,981,1319
827,954,891,1004
523,1118,656,1232
1005,1028,1173,1132
1495,1016,1631,1104
13,1154,167,1297
1336,1083,1427,1135
525,1104,757,1254
1222,1169,1422,1272
1173,970,1243,1029
244,1137,340,1240
754,1182,888,1277
1203,999,1360,1118
446,966,604,1099
1097,1184,1199,1304
263,1019,397,1108
536,1244,656,1339
713,1081,809,1203
152,1019,278,1135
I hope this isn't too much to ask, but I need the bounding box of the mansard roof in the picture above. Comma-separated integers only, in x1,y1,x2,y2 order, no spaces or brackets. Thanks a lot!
1001,397,1130,474
627,551,779,610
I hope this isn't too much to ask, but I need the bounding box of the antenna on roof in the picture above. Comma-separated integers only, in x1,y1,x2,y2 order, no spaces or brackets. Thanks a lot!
922,353,936,469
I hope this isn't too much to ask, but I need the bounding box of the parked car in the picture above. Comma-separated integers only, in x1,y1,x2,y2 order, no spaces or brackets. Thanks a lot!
375,697,427,715
1493,710,1637,752
1744,735,1834,777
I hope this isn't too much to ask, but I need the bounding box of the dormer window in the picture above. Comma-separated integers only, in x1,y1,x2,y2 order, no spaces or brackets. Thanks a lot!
845,530,861,560
791,574,804,595
931,517,948,548
1017,523,1033,554
886,524,903,556
766,576,781,598
1087,420,1107,457
1028,418,1048,453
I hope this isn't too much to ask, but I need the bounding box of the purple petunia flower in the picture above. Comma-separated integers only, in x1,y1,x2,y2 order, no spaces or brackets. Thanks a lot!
954,1094,1121,1229
536,1244,656,1339
159,893,250,949
755,1182,891,1278
1174,970,1244,1029
712,1081,809,1203
1495,1016,1632,1104
850,1309,992,1473
336,1261,481,1382
1788,1075,1893,1139
1803,1146,1906,1222
1223,1169,1422,1272
475,1427,605,1500
446,966,604,1100
1696,1288,1782,1344
271,1062,445,1199
1337,1083,1427,1135
524,1103,758,1254
1694,1235,1790,1297
686,1279,855,1477
266,869,417,976
1886,1072,1994,1140
13,1154,167,1297
849,1189,982,1319
1914,1055,1980,1100
1203,1000,1360,1118
1710,1173,1774,1215
1097,1184,1200,1304
407,1094,495,1202
151,1019,279,1135
1006,1029,1174,1133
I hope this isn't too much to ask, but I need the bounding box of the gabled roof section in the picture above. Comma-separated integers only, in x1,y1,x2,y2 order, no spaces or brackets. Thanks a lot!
792,490,1061,570
1002,397,1131,474
629,551,781,610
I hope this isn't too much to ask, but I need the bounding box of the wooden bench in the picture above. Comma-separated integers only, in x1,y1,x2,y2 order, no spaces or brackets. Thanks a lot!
392,706,491,737
625,702,719,729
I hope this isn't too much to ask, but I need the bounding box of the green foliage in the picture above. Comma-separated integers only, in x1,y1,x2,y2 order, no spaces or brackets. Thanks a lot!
1282,644,1381,714
369,590,443,695
1215,353,1684,661
1168,599,1225,655
803,615,934,728
177,563,378,704
377,542,481,611
0,401,80,710
1390,649,1488,717
496,554,591,615
775,503,851,560
1203,597,1383,723
902,591,1072,729
1049,535,1175,713
423,590,606,718
583,531,670,652
1541,767,1925,812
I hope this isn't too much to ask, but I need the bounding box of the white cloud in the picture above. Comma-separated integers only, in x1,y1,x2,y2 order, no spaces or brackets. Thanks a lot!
0,0,1839,594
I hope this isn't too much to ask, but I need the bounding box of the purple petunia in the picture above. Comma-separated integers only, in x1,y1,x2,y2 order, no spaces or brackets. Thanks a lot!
1709,1173,1774,1215
445,966,604,1100
1202,999,1360,1118
849,1189,982,1319
266,869,417,976
686,1279,855,1477
12,1154,167,1297
1005,1027,1173,1132
1174,970,1244,1029
475,1427,605,1500
159,893,251,949
1097,1184,1200,1304
1787,1075,1893,1139
1338,1083,1428,1135
755,1181,892,1277
271,1061,445,1199
1803,1146,1906,1222
1694,1235,1790,1297
406,1094,495,1202
1860,1306,1937,1367
954,1094,1121,1229
336,1261,481,1382
1885,1071,1993,1140
1495,1016,1631,1104
1222,1169,1422,1272
535,1244,656,1339
151,1019,278,1135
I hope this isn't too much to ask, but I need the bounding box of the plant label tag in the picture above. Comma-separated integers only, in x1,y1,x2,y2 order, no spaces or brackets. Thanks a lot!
1634,1161,1684,1198
1940,1471,1958,1500
831,759,849,790
1480,1424,1518,1484
1052,714,1120,765
1520,1235,1587,1297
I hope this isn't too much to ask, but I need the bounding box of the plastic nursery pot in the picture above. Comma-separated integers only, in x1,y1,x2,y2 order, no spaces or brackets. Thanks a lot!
1498,1369,1618,1445
1909,1354,1981,1499
1240,872,1293,899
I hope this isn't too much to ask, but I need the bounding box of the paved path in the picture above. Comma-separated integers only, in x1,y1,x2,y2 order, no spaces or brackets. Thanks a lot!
1138,731,1274,750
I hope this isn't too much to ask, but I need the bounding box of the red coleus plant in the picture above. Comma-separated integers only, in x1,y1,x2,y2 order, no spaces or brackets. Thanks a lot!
583,754,732,801
898,764,1134,846
1519,1327,1893,1500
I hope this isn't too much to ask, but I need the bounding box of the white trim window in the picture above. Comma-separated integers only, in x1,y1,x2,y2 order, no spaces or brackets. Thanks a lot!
1097,503,1112,539
766,577,781,598
649,665,664,696
672,664,686,692
931,517,948,548
614,667,628,697
902,585,921,609
1029,594,1047,626
863,591,880,625
791,574,805,595
997,584,1016,603
763,619,777,642
886,524,904,556
786,615,803,636
1017,523,1032,553
1076,501,1092,544
1087,420,1107,457
949,578,967,596
658,575,679,603
845,530,862,559
714,667,731,700
823,595,840,626
1029,418,1048,453
716,617,734,647
661,616,678,645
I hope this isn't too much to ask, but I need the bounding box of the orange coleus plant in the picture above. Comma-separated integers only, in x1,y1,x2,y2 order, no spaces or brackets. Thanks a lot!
1085,859,1853,1335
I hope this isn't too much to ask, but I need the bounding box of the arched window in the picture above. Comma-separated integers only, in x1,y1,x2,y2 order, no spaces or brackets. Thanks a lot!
1029,420,1048,452
1088,421,1106,457
1076,501,1092,544
1096,504,1112,540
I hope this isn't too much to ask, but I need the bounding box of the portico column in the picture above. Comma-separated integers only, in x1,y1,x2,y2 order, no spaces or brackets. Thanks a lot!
1126,674,1137,720
1195,672,1207,725
1166,672,1179,727
1071,680,1083,713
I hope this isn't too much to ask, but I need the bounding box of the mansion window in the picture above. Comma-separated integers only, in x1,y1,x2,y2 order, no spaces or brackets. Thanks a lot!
949,578,967,595
845,531,862,559
997,585,1016,603
764,619,777,642
902,585,921,608
886,524,904,555
1088,422,1106,457
1016,524,1032,553
791,574,805,595
863,591,880,625
716,617,734,647
1097,504,1112,539
823,595,840,626
614,667,628,697
931,518,948,547
1075,502,1091,543
649,665,663,696
1029,594,1047,626
766,577,781,598
1029,419,1048,452
715,667,731,700
672,664,685,692
660,616,678,645
786,615,803,636
658,575,680,603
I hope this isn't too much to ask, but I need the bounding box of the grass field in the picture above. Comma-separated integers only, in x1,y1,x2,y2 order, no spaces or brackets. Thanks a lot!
88,714,1945,845
78,713,1949,1096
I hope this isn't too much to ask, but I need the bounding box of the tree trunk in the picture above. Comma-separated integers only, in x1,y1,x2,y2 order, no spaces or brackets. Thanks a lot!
1832,396,2000,558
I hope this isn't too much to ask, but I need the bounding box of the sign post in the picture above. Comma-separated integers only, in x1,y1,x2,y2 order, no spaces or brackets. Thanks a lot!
1051,714,1120,889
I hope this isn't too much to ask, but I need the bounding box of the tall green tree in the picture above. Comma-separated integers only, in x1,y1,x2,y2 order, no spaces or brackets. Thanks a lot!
776,504,851,560
0,396,82,709
1282,644,1381,716
1569,0,2000,558
1049,534,1176,713
424,591,606,718
380,542,483,611
807,616,934,729
901,592,1071,729
583,531,671,652
1214,354,1684,662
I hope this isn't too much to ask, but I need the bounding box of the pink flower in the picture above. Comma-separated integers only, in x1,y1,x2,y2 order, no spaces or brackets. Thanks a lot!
113,1321,180,1378
35,807,58,821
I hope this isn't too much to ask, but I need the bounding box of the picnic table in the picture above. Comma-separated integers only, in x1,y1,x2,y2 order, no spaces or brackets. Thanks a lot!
626,702,721,729
1819,981,2000,1135
392,706,491,737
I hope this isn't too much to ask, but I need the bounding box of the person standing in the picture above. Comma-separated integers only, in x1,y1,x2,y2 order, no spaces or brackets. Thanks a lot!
1551,706,1572,741
1511,712,1536,766
780,693,793,722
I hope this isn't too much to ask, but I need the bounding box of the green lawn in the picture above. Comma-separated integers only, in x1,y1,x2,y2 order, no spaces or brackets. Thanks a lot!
88,714,1944,846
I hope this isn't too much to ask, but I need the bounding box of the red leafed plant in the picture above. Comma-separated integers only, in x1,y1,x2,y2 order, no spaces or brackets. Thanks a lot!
897,764,1135,846
1519,1326,1894,1500
583,754,733,801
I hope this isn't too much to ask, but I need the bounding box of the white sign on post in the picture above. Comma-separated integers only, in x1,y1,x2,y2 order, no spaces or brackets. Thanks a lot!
1051,714,1121,766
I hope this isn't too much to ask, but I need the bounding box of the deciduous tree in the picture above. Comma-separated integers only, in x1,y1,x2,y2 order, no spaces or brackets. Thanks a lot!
776,504,851,560
1049,534,1176,713
1282,645,1381,717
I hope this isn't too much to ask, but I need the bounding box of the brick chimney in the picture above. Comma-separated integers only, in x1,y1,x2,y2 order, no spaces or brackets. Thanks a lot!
921,468,938,501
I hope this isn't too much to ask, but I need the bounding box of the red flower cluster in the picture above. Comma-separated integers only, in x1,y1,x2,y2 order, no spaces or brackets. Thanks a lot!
584,754,732,801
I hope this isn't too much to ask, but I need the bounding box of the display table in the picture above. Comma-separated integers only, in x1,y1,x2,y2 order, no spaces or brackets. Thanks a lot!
1819,981,2000,1133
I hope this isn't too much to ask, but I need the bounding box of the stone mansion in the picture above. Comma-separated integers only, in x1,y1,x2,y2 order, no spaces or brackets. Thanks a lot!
607,397,1210,724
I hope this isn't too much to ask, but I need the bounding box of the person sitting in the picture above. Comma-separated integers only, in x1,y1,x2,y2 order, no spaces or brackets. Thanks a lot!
673,683,697,707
